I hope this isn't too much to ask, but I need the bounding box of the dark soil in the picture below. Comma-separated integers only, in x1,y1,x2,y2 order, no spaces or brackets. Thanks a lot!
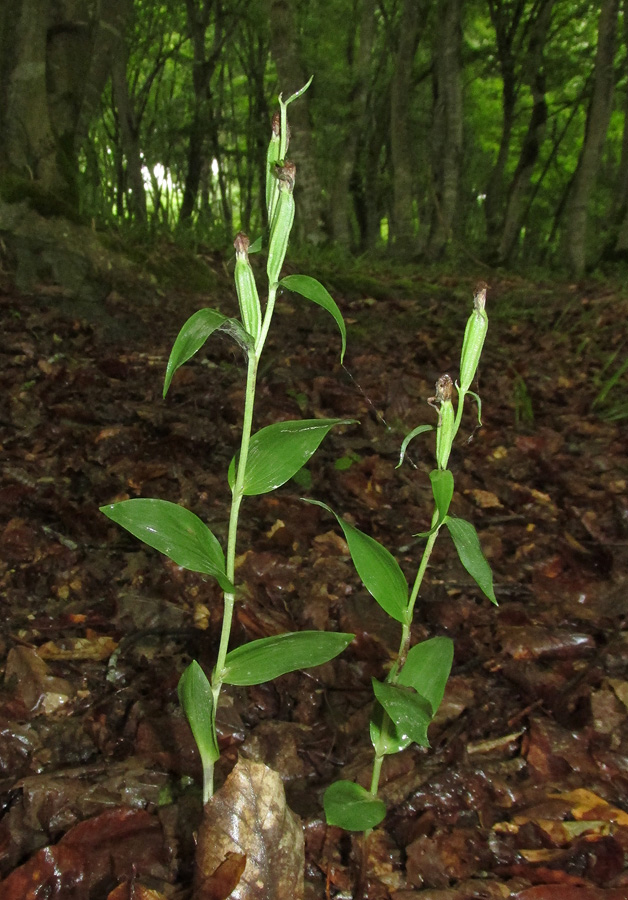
1,259,628,900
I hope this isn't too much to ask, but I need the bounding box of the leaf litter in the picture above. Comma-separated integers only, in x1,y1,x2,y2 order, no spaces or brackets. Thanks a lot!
0,270,628,898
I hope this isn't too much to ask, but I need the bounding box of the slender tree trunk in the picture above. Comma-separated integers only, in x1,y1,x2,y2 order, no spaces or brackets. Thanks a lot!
389,0,422,255
483,0,525,250
565,0,619,276
266,0,324,243
328,0,376,249
426,0,463,260
497,0,554,264
111,43,147,223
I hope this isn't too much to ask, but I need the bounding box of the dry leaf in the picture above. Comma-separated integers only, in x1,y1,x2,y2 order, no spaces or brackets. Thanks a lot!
194,757,304,900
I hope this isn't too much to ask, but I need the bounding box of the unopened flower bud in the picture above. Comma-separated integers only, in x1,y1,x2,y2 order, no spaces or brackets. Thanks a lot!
459,282,488,393
430,374,455,470
234,231,261,343
267,162,296,286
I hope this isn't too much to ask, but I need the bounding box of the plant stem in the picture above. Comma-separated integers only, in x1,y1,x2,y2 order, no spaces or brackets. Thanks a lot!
205,351,259,800
369,507,441,800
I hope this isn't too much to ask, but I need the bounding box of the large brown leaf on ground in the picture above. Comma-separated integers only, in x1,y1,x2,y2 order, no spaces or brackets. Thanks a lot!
194,756,304,900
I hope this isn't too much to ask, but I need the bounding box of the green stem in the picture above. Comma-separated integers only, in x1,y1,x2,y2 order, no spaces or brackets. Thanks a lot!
368,506,441,801
204,351,259,801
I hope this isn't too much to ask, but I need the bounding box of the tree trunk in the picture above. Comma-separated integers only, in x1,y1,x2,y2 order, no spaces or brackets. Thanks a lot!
483,0,525,251
327,0,376,249
111,41,148,223
497,0,554,264
565,0,619,276
266,0,324,243
389,0,422,255
426,0,463,260
612,0,628,257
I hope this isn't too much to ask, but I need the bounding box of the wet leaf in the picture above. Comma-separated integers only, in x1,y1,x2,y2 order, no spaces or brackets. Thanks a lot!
222,631,354,685
304,500,409,623
323,781,386,831
100,498,233,593
229,418,356,496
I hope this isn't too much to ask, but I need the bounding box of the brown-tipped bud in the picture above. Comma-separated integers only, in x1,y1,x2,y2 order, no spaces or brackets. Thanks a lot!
474,281,488,312
434,374,453,403
275,159,296,193
271,110,281,137
234,231,250,258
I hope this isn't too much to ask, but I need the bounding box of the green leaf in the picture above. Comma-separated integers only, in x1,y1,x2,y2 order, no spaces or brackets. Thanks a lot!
369,703,411,755
371,680,433,747
279,275,347,363
222,631,354,686
444,517,496,604
100,498,234,593
305,500,408,623
323,781,386,831
163,308,253,397
249,235,263,253
178,661,219,767
229,418,356,496
429,469,454,523
397,424,434,468
398,636,454,715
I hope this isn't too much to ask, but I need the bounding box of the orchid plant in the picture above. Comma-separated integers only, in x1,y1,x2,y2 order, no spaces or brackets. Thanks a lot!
100,80,356,803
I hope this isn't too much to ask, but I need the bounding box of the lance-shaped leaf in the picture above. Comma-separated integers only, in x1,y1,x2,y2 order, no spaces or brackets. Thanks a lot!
397,424,434,468
279,274,347,363
163,308,253,397
372,680,433,748
178,660,219,768
430,469,454,524
444,516,496,604
229,418,356,496
397,636,454,714
222,631,354,686
305,500,408,623
324,781,386,831
100,498,234,593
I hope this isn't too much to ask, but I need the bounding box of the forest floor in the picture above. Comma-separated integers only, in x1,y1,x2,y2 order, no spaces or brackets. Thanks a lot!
1,252,628,900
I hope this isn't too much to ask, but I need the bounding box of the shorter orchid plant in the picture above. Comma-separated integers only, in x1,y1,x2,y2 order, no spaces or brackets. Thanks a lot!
100,80,356,803
312,282,496,831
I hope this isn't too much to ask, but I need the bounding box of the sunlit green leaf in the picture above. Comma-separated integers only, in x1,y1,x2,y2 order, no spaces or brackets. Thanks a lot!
397,424,434,468
163,308,253,397
100,498,233,593
229,418,356,496
371,680,433,747
444,516,496,603
279,274,347,363
178,661,219,766
304,500,408,623
222,630,354,685
323,781,386,831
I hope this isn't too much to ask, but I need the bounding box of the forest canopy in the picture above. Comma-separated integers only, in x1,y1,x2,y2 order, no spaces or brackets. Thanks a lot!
0,0,626,277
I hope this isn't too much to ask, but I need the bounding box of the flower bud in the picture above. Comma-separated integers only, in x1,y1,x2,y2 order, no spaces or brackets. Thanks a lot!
459,281,488,393
234,232,261,343
267,161,296,287
431,374,455,470
266,111,282,222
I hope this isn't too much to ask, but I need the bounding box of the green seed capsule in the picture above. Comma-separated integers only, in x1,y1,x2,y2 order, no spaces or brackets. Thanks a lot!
266,111,281,224
459,281,488,393
430,374,455,470
267,161,296,287
234,232,261,343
